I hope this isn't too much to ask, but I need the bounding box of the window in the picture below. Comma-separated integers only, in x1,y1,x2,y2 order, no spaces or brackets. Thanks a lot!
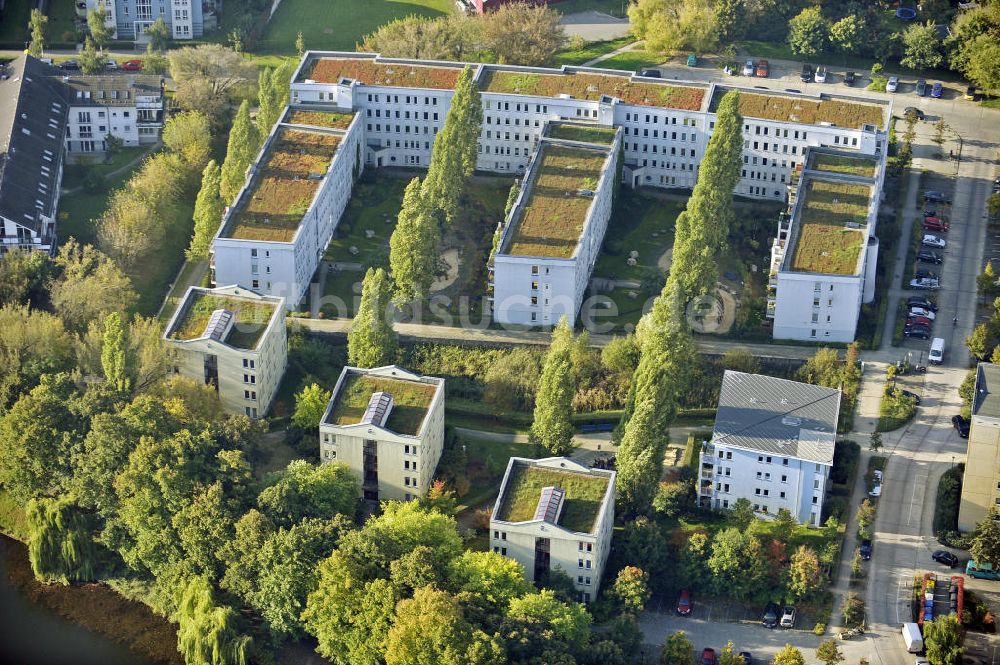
766,457,772,463
781,475,787,482
579,559,584,568
780,491,786,499
812,496,819,504
783,458,788,466
252,279,259,289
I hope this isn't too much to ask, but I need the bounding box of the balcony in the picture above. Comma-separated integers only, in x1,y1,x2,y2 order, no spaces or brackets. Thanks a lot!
699,480,714,497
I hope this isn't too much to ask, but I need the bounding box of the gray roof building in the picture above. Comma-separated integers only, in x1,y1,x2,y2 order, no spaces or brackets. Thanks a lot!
973,363,1000,418
711,370,841,465
60,75,165,107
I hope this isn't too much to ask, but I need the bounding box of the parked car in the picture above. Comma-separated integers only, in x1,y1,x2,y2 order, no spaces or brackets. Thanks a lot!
800,64,814,82
951,415,970,438
915,268,939,280
743,59,756,76
869,470,883,497
931,82,943,98
640,68,661,78
909,306,936,320
909,277,940,290
932,550,959,567
916,250,942,264
784,88,802,94
756,60,769,77
921,234,946,248
916,79,927,96
686,54,698,66
702,648,718,665
860,539,872,560
724,63,737,76
739,653,752,665
58,59,80,70
906,315,934,328
677,588,693,615
780,606,796,628
923,217,949,232
105,59,118,70
904,325,931,339
120,59,143,71
762,602,780,628
887,76,900,92
815,66,828,82
924,191,951,203
904,106,925,120
900,389,922,404
844,71,856,86
965,85,976,100
907,296,937,311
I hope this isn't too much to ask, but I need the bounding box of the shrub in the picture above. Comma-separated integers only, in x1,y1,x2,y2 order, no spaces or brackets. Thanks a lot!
813,623,826,636
933,465,963,536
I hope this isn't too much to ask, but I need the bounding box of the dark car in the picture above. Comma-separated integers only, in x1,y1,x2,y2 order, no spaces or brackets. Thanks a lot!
923,208,938,217
924,191,951,204
904,106,925,120
916,79,927,96
784,88,802,94
702,648,718,665
917,250,943,264
965,85,977,101
677,588,693,615
931,82,943,98
932,550,959,567
952,415,970,438
58,59,80,70
640,68,661,78
739,653,752,665
860,539,872,560
762,602,780,628
907,296,937,311
900,389,922,405
844,71,856,86
800,64,814,82
904,325,931,339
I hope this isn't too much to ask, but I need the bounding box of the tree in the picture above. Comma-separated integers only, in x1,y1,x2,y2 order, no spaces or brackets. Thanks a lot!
168,45,257,123
49,240,137,332
26,496,97,584
856,499,876,539
296,30,305,57
720,348,760,374
923,614,964,665
530,318,576,455
851,547,863,578
143,42,169,75
713,0,746,42
787,7,829,57
479,3,567,65
652,478,694,517
162,110,213,174
0,304,75,409
772,644,805,665
660,630,694,665
612,566,651,614
220,100,260,203
829,15,866,54
933,119,948,155
448,550,532,609
787,545,822,599
360,15,477,61
145,17,171,52
869,431,883,453
773,508,796,542
816,639,843,665
292,383,332,431
969,507,1000,567
175,576,253,665
188,160,224,260
0,247,51,306
348,268,397,368
980,261,999,296
506,589,592,645
966,323,991,361
629,0,720,54
79,36,107,74
173,482,235,578
87,1,112,47
901,21,944,70
257,459,358,527
842,592,864,627
962,35,1000,93
101,311,132,394
389,177,441,304
727,497,756,530
989,194,1000,219
256,67,281,137
28,9,47,58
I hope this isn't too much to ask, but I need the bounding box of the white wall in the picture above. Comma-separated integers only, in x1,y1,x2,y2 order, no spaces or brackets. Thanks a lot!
772,272,863,343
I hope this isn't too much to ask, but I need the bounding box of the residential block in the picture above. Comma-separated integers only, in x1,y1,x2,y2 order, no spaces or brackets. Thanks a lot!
63,75,166,153
958,363,1000,531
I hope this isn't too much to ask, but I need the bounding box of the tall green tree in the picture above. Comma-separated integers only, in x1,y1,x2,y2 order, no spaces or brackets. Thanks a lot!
816,639,843,665
101,311,132,394
348,268,397,368
923,614,964,665
612,566,651,614
28,9,47,58
188,160,224,260
0,247,51,306
256,67,282,137
530,317,576,455
659,630,694,665
87,1,112,47
220,100,260,203
256,459,358,527
79,36,107,74
145,17,171,52
829,15,866,54
787,545,822,599
26,496,97,584
901,21,944,70
787,7,829,56
389,178,441,305
970,506,1000,566
291,383,332,431
174,576,253,665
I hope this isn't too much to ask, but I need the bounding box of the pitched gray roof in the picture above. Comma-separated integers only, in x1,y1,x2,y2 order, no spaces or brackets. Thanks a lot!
0,55,70,235
712,370,840,465
973,363,1000,419
61,74,164,107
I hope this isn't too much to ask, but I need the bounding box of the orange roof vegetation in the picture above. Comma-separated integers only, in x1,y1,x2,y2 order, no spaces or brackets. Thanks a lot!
287,109,355,129
722,91,885,127
306,58,462,90
482,70,705,111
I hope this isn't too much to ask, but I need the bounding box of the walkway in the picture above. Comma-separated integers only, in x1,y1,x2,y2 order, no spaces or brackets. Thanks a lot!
582,39,643,68
559,10,631,41
59,142,161,196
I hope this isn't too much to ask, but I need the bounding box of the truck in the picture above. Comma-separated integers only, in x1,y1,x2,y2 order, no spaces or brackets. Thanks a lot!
965,560,1000,580
929,337,945,364
902,622,923,653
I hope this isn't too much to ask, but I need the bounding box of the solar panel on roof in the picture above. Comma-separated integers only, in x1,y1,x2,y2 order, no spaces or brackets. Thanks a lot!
361,391,394,428
533,486,565,524
204,308,233,341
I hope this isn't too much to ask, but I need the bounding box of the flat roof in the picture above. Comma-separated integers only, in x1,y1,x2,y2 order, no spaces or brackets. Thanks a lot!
302,57,463,89
325,370,439,436
221,125,345,242
807,151,878,178
545,122,617,145
501,142,611,259
286,108,355,129
167,289,277,350
481,69,705,111
974,363,1000,419
495,460,610,534
788,177,872,275
713,89,886,128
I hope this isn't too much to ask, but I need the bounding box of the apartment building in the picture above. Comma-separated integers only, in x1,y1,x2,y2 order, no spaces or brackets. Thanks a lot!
767,148,885,342
958,363,1000,531
103,0,204,39
489,123,620,326
319,365,445,503
76,0,119,39
62,75,166,153
211,106,363,308
699,371,841,525
490,457,615,602
0,56,69,256
163,285,287,418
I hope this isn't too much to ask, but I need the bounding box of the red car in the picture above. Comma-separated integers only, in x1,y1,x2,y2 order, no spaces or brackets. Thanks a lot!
755,60,769,77
702,649,718,665
677,588,693,615
906,315,934,328
923,217,949,232
120,59,143,71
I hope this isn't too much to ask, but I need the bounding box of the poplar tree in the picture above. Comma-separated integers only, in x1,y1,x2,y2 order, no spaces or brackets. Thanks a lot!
389,177,441,305
28,9,47,58
348,268,397,368
530,317,576,455
220,100,260,203
101,311,131,394
256,67,282,138
188,160,224,260
87,1,111,48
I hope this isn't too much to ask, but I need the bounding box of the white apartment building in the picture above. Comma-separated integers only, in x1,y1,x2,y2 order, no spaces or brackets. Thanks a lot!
699,371,841,525
75,0,118,39
63,75,166,153
491,457,615,602
319,365,445,503
211,106,363,308
768,148,886,342
489,123,620,326
163,285,287,418
958,363,1000,531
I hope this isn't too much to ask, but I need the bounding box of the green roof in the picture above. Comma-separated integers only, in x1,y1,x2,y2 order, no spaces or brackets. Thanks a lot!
790,178,871,275
497,462,609,533
807,152,878,178
169,291,276,350
326,373,438,436
546,123,617,145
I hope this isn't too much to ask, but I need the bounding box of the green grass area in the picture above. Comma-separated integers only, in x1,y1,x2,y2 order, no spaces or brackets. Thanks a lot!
594,188,682,281
158,260,207,325
547,123,618,144
791,179,871,275
877,384,917,432
62,147,151,190
595,49,661,72
47,0,78,43
496,461,609,533
327,372,438,435
808,153,878,178
0,1,31,44
258,0,454,55
554,0,628,17
554,36,634,66
168,290,276,349
58,151,152,248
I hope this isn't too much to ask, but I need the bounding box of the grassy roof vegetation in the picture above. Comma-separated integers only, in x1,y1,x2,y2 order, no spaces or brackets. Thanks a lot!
504,145,609,258
224,128,342,242
807,152,877,178
497,463,609,533
287,109,355,129
169,291,276,350
326,373,438,436
306,58,462,89
481,70,705,111
790,178,872,275
718,91,885,127
546,123,617,145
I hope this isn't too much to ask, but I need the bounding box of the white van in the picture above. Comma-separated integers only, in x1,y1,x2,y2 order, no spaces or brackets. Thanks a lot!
929,337,945,364
902,622,923,653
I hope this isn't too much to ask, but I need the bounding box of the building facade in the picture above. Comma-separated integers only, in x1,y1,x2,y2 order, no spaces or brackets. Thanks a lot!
163,285,287,418
699,371,840,525
63,75,165,153
958,363,1000,531
76,0,119,39
319,365,445,503
490,457,615,602
105,0,205,39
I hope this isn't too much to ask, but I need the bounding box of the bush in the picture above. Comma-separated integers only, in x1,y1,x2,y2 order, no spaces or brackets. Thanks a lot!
822,496,849,523
813,623,826,636
933,465,963,536
830,440,860,485
878,382,917,431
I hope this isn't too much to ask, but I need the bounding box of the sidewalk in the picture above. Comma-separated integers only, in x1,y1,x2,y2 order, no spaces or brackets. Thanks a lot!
828,447,873,631
582,39,642,67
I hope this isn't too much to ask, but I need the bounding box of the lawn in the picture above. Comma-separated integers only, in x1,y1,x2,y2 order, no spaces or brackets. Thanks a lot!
593,188,682,282
554,36,634,66
481,70,705,111
47,0,78,43
790,179,871,275
714,90,886,128
808,153,878,178
62,147,151,190
326,373,438,435
496,461,610,533
547,123,618,144
168,291,276,349
0,1,31,44
594,49,661,72
259,0,455,55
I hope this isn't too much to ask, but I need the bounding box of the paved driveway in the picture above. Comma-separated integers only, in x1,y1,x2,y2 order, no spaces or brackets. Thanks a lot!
559,10,630,41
